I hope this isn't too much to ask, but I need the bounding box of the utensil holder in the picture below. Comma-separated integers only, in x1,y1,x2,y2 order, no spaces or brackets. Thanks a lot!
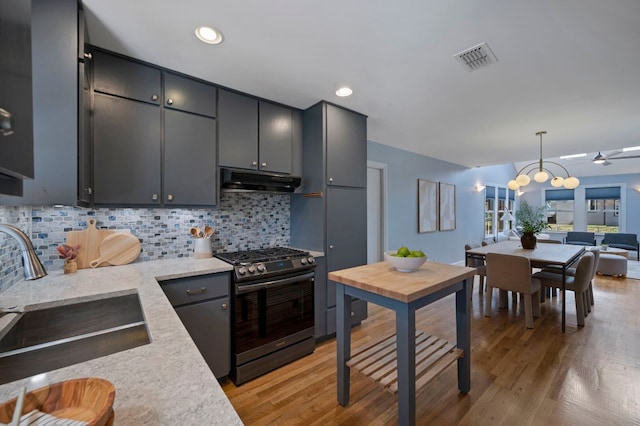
194,237,212,259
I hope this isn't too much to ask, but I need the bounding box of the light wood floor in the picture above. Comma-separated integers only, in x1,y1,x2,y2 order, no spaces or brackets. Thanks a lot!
222,274,640,425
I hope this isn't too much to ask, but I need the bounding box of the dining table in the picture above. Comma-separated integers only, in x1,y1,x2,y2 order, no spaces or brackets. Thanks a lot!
465,240,586,332
328,261,476,426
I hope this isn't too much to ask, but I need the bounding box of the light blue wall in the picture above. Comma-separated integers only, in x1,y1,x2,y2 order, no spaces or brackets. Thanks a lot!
520,173,640,237
368,141,515,264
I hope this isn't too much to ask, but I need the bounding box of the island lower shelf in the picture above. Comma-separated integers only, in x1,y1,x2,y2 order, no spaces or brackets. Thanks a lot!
346,330,463,394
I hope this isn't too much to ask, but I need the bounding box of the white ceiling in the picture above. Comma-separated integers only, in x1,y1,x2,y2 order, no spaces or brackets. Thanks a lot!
82,0,640,177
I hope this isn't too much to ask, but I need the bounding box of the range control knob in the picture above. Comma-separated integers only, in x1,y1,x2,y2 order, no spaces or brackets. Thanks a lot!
248,265,256,274
300,258,307,265
237,267,247,276
257,263,265,273
308,257,315,264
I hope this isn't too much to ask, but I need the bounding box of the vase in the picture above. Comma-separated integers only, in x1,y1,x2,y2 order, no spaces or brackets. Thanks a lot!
64,259,78,274
521,232,537,249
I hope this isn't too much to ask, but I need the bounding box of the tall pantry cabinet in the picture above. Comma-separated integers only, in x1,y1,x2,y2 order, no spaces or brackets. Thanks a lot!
291,101,368,339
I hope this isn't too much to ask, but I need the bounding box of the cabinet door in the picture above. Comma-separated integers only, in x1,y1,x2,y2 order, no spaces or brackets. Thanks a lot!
326,186,367,272
93,93,161,204
218,90,258,170
78,61,92,204
0,0,33,179
175,298,230,379
326,104,367,187
164,109,217,205
92,50,161,105
259,101,292,173
164,72,216,117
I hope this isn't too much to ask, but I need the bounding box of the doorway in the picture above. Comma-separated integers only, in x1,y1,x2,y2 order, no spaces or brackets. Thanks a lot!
367,161,387,263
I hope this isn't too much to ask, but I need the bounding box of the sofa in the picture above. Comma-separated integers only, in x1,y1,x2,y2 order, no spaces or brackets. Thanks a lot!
601,233,639,260
564,232,596,246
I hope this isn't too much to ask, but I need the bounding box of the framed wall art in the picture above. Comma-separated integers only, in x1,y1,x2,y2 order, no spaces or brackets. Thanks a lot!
418,179,438,233
439,182,456,231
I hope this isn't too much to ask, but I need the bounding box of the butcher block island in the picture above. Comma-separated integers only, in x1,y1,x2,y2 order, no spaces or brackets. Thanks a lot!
0,257,241,425
329,261,476,426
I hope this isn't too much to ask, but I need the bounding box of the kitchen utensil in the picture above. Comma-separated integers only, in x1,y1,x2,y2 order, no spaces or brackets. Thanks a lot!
190,227,200,238
89,233,141,268
65,219,115,269
203,226,214,238
194,226,202,238
0,378,115,426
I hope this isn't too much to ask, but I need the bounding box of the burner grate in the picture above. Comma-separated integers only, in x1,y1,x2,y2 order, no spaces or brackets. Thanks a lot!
215,247,309,265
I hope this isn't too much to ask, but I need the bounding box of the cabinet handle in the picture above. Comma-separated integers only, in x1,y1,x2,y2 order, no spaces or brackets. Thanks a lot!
186,287,207,295
84,187,92,195
167,194,173,201
251,161,258,167
351,311,355,317
152,193,158,201
83,52,92,60
261,162,267,167
0,108,14,136
329,177,334,183
329,245,334,249
167,98,174,105
151,94,159,101
221,303,228,310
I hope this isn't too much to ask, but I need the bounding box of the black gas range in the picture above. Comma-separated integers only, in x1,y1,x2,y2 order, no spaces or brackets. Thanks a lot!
214,246,316,385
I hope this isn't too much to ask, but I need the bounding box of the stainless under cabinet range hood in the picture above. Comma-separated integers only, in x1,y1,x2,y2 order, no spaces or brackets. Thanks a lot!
220,167,301,193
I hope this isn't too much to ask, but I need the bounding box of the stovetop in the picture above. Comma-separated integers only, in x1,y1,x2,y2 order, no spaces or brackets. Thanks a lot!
215,247,310,266
215,247,315,283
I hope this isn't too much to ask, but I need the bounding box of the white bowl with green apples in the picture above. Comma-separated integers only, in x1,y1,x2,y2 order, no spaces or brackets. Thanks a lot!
384,246,427,272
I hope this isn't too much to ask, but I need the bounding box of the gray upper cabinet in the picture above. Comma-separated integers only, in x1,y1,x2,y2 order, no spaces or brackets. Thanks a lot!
164,109,217,205
93,50,161,104
326,104,367,187
89,49,218,206
218,89,295,174
259,101,292,174
0,0,33,181
164,72,216,117
218,90,258,170
93,93,162,205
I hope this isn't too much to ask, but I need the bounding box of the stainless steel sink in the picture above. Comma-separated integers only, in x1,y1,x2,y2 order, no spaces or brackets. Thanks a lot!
0,293,150,385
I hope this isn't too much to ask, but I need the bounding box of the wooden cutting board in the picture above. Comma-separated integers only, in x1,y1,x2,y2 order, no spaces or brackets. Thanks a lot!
65,219,115,269
89,233,141,268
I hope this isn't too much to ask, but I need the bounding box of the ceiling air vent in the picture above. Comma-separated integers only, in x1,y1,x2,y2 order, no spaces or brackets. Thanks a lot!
454,42,498,71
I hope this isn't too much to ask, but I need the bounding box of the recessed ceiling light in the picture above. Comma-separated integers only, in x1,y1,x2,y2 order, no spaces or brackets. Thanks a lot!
559,153,586,160
195,26,223,45
335,87,353,97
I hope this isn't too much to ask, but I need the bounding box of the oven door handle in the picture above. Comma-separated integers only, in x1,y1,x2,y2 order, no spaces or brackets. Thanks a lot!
236,272,315,294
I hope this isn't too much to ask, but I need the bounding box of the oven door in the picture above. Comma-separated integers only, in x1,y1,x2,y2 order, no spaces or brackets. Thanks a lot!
234,271,314,365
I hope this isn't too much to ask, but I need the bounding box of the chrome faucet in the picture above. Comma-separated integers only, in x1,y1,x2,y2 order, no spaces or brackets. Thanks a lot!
0,224,47,280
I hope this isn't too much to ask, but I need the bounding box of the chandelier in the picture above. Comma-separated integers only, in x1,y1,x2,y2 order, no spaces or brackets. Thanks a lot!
507,131,580,190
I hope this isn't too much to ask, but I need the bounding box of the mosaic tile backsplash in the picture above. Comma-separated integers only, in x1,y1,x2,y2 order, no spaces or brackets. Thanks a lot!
0,193,290,292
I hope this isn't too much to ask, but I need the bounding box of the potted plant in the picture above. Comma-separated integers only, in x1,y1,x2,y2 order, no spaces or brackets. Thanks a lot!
515,200,548,249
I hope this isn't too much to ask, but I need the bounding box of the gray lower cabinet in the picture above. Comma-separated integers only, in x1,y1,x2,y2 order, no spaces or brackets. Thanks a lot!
93,93,162,205
159,273,230,379
164,109,217,205
0,0,33,184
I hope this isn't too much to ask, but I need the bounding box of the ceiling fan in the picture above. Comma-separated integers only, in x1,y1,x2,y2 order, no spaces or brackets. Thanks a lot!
592,150,640,166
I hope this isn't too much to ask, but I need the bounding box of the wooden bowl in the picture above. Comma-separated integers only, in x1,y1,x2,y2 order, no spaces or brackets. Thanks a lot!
0,378,115,426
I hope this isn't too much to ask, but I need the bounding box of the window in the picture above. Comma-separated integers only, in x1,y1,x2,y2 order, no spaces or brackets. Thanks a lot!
545,189,574,231
585,187,620,233
485,185,515,238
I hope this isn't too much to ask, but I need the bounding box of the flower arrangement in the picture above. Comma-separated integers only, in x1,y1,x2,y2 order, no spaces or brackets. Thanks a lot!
515,200,548,234
57,244,80,260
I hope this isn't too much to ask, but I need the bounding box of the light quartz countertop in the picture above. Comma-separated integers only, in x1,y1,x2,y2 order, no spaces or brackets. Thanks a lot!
0,257,243,425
